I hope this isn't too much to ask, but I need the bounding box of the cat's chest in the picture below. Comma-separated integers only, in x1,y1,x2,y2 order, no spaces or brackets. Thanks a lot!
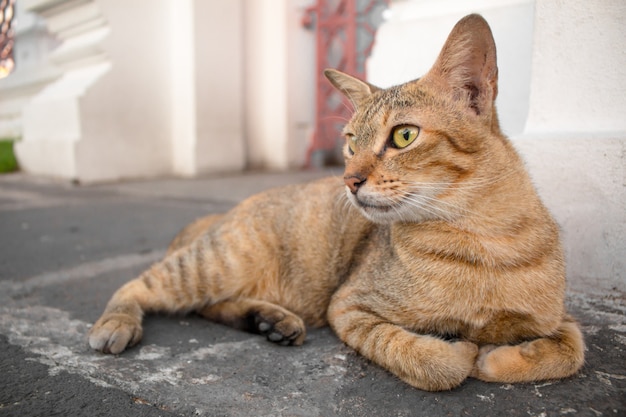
355,228,493,329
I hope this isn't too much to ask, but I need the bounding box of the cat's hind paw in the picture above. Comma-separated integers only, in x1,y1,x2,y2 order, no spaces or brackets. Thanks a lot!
253,308,306,346
89,314,142,354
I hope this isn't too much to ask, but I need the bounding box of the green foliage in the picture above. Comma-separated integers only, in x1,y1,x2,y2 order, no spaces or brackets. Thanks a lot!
0,140,19,173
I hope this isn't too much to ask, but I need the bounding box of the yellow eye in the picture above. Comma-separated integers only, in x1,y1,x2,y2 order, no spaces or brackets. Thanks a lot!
391,125,420,149
346,135,357,155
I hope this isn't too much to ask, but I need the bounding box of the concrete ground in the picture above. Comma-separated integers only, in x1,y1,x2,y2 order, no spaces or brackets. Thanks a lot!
0,170,624,417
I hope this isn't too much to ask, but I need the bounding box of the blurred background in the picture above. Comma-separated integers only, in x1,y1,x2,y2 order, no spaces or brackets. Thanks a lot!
0,0,624,293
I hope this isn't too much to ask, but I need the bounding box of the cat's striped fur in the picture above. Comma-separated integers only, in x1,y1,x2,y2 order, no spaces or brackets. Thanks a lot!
89,14,584,391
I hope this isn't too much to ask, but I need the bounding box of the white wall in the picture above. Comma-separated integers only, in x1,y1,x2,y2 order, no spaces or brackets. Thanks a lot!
524,0,626,134
514,0,626,294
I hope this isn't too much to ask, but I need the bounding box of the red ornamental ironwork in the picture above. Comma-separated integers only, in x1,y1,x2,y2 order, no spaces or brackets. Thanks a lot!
303,0,389,166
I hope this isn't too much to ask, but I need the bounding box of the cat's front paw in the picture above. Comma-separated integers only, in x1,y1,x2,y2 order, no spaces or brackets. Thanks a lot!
450,340,480,379
414,341,478,391
89,314,142,354
471,344,515,381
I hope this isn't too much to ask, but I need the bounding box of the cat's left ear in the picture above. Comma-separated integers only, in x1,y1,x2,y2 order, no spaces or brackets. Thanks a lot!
426,14,498,116
324,69,380,110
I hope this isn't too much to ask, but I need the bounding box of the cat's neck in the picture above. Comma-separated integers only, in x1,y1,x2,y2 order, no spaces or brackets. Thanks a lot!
389,166,557,269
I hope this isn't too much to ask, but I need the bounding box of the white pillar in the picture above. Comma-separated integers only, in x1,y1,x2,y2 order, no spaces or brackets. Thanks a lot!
171,0,246,176
169,0,197,176
244,0,289,170
243,0,314,170
190,0,246,175
513,0,626,294
285,0,316,168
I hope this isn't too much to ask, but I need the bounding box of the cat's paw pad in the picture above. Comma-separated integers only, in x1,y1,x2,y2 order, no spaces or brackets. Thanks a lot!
89,314,142,354
254,310,306,346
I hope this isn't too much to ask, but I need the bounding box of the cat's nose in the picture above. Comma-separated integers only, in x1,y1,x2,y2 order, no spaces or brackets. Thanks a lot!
344,175,366,194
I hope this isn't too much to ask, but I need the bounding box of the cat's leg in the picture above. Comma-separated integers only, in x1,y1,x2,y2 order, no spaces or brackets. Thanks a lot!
327,286,478,391
198,299,306,346
89,240,223,354
472,315,585,383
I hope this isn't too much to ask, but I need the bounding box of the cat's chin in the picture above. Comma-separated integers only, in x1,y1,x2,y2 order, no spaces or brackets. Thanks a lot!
357,204,396,224
346,190,438,225
347,192,414,224
357,208,399,224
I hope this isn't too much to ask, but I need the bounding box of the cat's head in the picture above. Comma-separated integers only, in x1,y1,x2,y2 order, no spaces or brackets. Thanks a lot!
325,14,503,224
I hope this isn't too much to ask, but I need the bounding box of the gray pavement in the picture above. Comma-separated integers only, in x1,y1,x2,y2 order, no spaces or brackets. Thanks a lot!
0,170,624,417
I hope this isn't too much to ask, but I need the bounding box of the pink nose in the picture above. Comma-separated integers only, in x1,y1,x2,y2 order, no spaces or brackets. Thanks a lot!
344,175,366,194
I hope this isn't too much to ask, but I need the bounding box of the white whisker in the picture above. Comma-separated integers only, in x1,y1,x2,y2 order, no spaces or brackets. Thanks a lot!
399,193,455,221
401,169,516,193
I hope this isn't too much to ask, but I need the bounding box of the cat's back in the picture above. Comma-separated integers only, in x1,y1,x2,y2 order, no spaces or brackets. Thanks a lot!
192,176,374,325
223,176,373,276
228,176,376,324
170,176,351,252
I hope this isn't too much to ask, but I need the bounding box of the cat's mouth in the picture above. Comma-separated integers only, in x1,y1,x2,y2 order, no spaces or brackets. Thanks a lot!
357,200,393,212
349,195,404,224
346,189,405,223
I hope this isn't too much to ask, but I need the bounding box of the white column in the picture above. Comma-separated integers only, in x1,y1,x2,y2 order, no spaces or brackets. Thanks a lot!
513,0,626,294
192,0,245,175
285,0,316,168
243,0,315,170
169,0,197,176
244,0,289,170
170,0,246,176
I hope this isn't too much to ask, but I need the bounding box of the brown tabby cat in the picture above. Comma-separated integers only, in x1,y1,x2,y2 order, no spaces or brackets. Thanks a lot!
89,14,585,391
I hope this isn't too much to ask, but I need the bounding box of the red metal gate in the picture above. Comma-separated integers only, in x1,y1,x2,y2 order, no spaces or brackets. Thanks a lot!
303,0,389,166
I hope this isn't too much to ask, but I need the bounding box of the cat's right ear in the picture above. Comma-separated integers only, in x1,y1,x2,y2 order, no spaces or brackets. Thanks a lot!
324,69,379,110
425,14,498,117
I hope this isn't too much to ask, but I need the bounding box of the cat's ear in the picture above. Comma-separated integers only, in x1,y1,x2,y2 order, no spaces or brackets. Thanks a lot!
324,69,379,109
426,14,498,116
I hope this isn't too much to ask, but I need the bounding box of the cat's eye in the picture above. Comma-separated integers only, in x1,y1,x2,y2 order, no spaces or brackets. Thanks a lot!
391,125,420,149
346,135,357,155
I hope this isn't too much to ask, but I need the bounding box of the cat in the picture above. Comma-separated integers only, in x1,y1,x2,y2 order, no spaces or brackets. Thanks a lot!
88,14,585,391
